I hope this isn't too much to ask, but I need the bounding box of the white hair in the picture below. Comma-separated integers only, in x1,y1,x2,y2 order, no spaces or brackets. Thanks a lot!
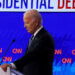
24,9,42,25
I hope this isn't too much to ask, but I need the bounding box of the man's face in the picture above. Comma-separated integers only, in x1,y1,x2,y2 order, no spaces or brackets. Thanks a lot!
23,14,37,34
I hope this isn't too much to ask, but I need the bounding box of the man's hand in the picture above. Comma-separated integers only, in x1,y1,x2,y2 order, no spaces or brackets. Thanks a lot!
0,63,11,72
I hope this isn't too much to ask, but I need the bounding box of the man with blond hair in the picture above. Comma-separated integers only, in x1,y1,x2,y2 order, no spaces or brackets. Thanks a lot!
0,9,54,75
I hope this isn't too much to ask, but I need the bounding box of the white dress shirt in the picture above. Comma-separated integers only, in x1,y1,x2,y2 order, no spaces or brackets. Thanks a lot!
33,25,43,37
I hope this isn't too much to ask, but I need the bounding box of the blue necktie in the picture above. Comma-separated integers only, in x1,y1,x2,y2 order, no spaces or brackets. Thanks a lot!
28,35,34,48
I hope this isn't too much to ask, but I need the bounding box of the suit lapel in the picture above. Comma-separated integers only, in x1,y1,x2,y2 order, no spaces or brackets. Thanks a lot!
25,27,46,54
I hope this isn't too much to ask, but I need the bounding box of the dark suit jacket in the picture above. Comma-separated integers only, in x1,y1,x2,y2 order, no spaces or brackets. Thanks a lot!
14,28,55,75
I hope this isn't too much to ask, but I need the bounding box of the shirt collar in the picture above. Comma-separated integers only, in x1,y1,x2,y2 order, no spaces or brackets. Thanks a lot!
33,25,43,37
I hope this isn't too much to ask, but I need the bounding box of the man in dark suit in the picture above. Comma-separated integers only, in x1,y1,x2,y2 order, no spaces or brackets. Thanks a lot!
0,10,54,75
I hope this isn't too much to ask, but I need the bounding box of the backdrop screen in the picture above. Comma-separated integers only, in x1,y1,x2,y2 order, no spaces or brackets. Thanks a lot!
0,12,75,75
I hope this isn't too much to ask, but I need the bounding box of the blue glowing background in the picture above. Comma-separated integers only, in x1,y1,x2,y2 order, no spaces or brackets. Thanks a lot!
0,12,75,75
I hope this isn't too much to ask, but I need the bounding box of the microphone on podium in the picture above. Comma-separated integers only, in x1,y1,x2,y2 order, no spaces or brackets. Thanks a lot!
0,39,15,65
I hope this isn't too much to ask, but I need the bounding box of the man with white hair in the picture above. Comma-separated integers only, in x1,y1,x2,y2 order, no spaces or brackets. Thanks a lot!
0,9,54,75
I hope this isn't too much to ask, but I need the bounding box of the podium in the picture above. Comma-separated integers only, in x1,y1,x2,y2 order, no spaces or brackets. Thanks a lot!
0,67,10,75
0,67,24,75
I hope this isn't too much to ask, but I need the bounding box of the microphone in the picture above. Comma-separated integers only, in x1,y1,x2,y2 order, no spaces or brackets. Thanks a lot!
0,39,15,65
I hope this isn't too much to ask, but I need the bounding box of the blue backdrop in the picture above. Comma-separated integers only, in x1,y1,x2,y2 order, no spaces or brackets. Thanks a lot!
0,12,75,75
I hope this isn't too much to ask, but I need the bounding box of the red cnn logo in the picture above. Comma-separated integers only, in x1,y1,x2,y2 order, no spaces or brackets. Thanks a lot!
62,58,72,63
12,48,22,54
3,57,12,62
0,48,2,53
72,50,75,55
55,49,62,55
